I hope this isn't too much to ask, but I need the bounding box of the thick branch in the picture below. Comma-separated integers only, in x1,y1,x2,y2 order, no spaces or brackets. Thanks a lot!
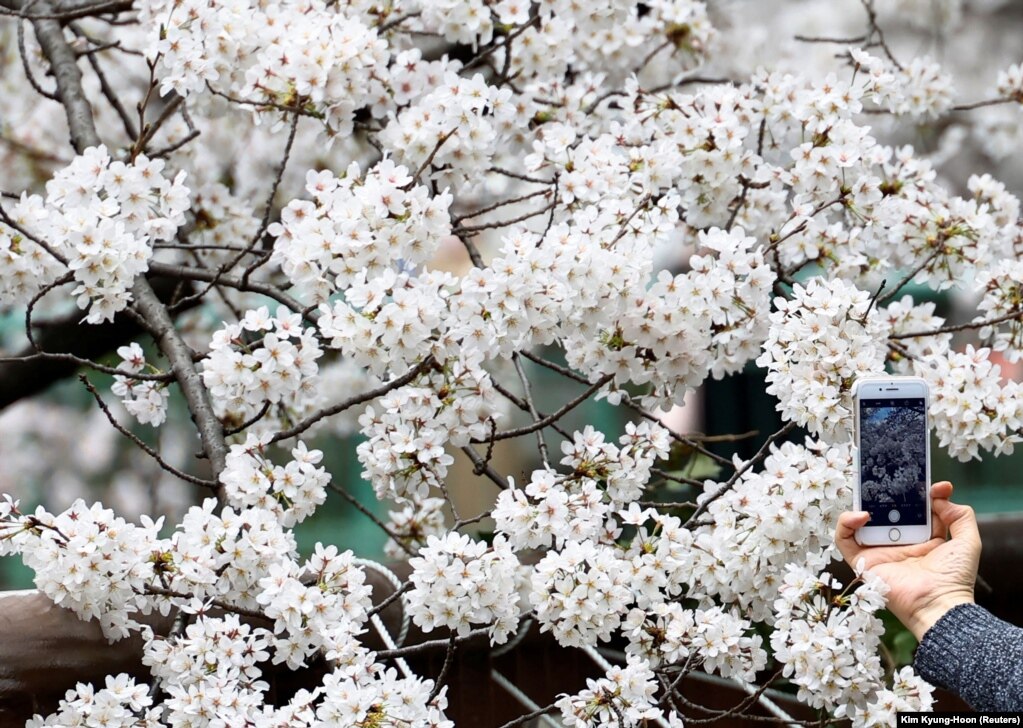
30,5,228,487
1,0,133,19
0,276,192,410
148,262,309,318
30,0,101,152
132,277,228,484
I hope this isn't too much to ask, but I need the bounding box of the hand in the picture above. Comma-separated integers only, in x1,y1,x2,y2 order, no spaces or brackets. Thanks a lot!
835,481,981,641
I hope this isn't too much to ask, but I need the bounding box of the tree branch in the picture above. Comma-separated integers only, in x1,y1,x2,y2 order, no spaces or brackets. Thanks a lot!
267,357,434,445
29,9,228,489
148,262,309,318
131,278,228,487
30,0,101,152
80,375,219,489
471,373,613,444
0,276,196,410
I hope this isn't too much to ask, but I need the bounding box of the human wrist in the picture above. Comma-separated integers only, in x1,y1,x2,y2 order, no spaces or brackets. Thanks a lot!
907,592,975,641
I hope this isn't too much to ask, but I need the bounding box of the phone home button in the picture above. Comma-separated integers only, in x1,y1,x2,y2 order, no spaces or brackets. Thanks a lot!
889,528,901,542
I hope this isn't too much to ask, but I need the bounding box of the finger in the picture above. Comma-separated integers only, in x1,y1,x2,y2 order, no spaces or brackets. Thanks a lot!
931,481,953,500
930,481,953,539
931,498,981,547
836,510,870,567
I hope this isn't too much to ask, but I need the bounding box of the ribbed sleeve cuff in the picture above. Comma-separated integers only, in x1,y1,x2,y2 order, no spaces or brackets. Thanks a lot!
913,602,1020,709
914,603,988,687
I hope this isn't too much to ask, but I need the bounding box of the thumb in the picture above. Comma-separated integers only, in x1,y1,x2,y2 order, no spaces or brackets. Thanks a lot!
835,510,870,567
932,499,981,547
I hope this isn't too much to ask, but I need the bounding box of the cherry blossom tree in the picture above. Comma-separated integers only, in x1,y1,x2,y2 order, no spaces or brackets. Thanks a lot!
0,0,1021,725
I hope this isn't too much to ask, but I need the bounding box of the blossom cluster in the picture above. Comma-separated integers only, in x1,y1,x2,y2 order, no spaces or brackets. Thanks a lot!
757,278,889,441
556,656,662,728
498,0,715,85
316,268,453,376
144,614,272,720
852,48,955,118
692,439,855,621
141,0,388,135
563,226,776,409
383,495,448,558
1,146,189,322
165,499,299,613
407,532,522,644
201,306,323,433
112,342,170,426
974,258,1023,362
771,565,935,726
220,435,329,525
270,163,453,302
0,213,64,310
914,345,1023,460
0,498,162,640
493,422,670,550
356,353,500,501
530,540,634,648
26,674,162,728
381,71,530,189
256,544,373,668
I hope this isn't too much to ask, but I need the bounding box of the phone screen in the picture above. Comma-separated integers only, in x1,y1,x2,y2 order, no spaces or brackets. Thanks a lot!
859,397,928,526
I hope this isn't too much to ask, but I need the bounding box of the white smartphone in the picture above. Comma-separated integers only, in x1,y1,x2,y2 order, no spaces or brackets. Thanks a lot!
852,376,931,546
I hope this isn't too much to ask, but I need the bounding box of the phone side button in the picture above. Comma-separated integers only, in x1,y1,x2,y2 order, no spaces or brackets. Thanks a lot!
889,528,901,541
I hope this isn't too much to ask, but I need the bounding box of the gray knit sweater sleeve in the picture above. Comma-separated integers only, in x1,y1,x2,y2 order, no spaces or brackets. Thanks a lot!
913,602,1023,710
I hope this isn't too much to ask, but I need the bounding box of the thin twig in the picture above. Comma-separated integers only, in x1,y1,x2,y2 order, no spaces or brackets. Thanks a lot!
222,401,271,437
453,201,557,235
241,112,301,284
472,373,613,444
488,167,553,185
368,580,412,618
794,33,868,44
412,127,456,185
268,358,433,444
951,97,1011,112
148,261,309,318
451,188,551,224
515,349,734,467
79,33,138,140
891,309,1023,339
859,279,886,324
378,10,420,32
80,375,219,489
0,349,175,381
143,585,273,623
376,627,491,659
495,704,559,728
427,635,458,702
512,353,549,467
328,481,414,556
0,0,132,20
18,15,59,101
461,445,508,489
686,421,797,525
454,232,486,268
879,250,944,304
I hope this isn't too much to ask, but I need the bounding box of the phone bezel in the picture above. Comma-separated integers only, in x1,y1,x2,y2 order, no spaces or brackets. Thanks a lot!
852,375,932,546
